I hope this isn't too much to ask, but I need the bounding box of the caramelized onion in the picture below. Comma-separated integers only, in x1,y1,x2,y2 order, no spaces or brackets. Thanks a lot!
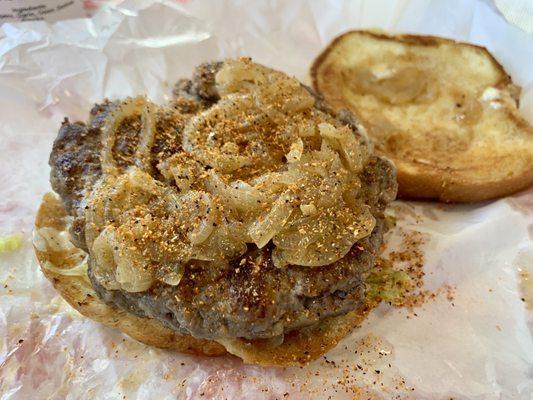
88,58,376,293
249,192,294,248
100,96,146,174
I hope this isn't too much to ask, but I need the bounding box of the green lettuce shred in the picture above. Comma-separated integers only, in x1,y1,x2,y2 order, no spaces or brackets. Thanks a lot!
0,233,23,253
384,212,397,229
365,268,412,305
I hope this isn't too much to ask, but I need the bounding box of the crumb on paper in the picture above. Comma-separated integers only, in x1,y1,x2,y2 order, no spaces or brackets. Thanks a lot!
297,334,416,398
519,269,533,309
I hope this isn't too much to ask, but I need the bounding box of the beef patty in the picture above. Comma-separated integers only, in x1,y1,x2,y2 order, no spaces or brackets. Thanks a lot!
49,60,397,340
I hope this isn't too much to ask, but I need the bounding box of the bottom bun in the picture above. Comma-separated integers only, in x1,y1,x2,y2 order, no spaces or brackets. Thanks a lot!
34,193,370,366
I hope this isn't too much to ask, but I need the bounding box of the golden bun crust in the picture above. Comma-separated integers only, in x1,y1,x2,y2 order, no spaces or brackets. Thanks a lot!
218,305,370,366
34,193,369,366
311,30,533,202
35,193,227,357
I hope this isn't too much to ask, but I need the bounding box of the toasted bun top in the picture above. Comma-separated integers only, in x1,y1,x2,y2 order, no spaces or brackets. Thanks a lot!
312,30,533,202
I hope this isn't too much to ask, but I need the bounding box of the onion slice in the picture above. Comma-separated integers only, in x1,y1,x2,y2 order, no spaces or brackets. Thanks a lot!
249,192,293,248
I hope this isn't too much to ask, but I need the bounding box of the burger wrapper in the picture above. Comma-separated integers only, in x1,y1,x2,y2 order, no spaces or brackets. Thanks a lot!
0,0,532,398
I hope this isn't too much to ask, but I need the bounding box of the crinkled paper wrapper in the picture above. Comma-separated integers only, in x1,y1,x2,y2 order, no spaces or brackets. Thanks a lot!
1,0,532,399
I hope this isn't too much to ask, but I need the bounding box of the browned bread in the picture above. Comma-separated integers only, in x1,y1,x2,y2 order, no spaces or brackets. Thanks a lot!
34,193,227,357
311,30,533,202
34,193,370,366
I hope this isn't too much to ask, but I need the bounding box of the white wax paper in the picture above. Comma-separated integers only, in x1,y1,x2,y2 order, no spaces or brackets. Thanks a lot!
1,0,532,399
